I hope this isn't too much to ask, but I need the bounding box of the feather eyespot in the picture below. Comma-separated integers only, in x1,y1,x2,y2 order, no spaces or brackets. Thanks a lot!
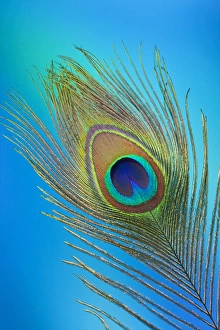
87,125,165,213
105,155,157,204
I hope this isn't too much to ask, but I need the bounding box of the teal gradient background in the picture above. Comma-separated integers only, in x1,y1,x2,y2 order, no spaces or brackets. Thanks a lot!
0,1,219,329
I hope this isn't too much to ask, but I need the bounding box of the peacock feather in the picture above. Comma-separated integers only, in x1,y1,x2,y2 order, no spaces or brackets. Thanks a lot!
1,44,219,329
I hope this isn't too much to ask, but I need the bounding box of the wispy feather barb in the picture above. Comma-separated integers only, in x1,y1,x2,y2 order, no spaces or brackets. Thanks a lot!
1,44,219,329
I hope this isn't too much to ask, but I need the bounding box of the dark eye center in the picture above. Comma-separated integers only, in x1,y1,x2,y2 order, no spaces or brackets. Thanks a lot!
110,157,148,197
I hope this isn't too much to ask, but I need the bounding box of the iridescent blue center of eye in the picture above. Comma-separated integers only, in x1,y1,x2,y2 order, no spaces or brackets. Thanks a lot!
110,158,148,196
104,155,158,206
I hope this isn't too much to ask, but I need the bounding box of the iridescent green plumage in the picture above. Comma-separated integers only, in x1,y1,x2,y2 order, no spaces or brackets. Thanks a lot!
1,44,219,329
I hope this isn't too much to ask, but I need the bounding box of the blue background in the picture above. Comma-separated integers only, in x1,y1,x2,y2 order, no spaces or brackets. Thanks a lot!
0,0,219,329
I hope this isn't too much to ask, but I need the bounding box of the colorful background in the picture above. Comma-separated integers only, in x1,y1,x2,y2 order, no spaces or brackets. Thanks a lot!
0,0,219,329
